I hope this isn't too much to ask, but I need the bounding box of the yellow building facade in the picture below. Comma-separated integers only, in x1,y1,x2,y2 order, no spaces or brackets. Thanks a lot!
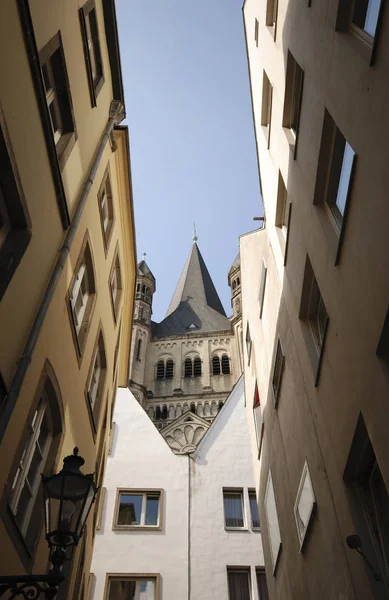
0,0,136,598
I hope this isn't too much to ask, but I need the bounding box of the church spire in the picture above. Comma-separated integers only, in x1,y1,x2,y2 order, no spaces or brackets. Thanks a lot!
192,223,198,242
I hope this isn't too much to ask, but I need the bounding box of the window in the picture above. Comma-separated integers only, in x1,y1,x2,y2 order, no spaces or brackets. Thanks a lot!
0,107,31,301
165,359,174,379
114,490,162,530
314,111,356,256
272,339,285,406
79,0,104,106
246,324,252,366
254,18,259,46
39,32,76,166
221,354,231,375
266,0,279,35
98,169,114,250
184,358,193,378
261,71,273,148
256,569,269,600
193,357,202,377
136,338,142,361
344,414,389,589
212,355,221,375
86,330,107,428
259,260,267,318
223,489,245,529
113,321,121,381
68,235,96,356
300,257,329,385
7,364,62,553
294,461,316,549
264,471,282,572
227,568,251,600
156,360,165,380
249,490,260,529
190,402,196,414
109,249,123,323
283,52,304,156
352,0,382,37
377,306,389,364
275,172,291,261
253,383,264,455
106,576,158,600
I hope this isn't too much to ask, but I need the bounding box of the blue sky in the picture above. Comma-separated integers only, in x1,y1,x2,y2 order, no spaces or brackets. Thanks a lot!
116,0,262,321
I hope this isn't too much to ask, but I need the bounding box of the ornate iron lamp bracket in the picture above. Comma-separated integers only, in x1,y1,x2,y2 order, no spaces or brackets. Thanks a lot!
0,570,64,599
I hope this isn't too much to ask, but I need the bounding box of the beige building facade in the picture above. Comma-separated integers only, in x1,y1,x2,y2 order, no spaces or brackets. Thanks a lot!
0,1,136,598
242,0,389,598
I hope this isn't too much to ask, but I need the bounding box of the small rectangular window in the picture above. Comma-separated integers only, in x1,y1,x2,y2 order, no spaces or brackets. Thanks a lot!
223,489,245,529
283,52,304,157
114,490,162,530
253,383,264,456
261,72,273,148
80,0,104,106
39,32,76,167
109,247,123,323
98,168,114,251
249,490,260,529
272,339,285,406
259,260,267,318
264,470,282,572
256,568,269,600
246,323,252,366
294,461,316,550
106,576,158,600
254,18,259,46
86,329,107,428
266,0,279,37
227,568,251,600
352,0,382,38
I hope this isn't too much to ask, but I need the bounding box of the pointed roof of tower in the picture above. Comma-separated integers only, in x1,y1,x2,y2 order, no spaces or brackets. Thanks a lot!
137,259,155,282
152,242,231,337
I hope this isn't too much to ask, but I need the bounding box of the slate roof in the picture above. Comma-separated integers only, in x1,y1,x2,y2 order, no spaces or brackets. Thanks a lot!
138,260,155,282
228,252,240,276
152,242,231,338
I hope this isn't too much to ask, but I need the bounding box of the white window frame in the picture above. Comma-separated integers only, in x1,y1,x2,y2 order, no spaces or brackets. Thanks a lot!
114,489,162,530
87,343,102,410
294,460,316,550
70,261,89,334
223,488,246,530
307,277,328,356
272,339,285,406
106,575,159,600
249,489,261,530
227,568,251,600
264,470,282,573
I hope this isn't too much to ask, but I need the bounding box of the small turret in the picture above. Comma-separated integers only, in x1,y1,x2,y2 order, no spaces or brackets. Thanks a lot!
134,256,155,327
228,253,243,374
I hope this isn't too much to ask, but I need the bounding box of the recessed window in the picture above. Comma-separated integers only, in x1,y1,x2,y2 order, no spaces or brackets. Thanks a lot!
113,321,121,379
156,360,165,380
68,235,96,356
261,71,273,148
193,357,202,377
246,323,252,366
253,383,264,455
275,171,292,261
0,108,31,301
283,51,304,156
86,330,107,428
79,0,104,106
300,257,329,385
106,576,158,600
272,339,285,406
109,249,123,322
223,489,245,529
314,111,356,253
156,359,174,380
165,359,174,379
98,169,114,250
352,0,382,37
254,18,259,46
39,32,76,166
135,338,142,361
184,358,193,378
212,355,221,375
259,260,267,318
256,568,269,600
264,470,282,572
227,568,251,600
114,490,162,530
266,0,279,34
249,489,260,529
294,461,316,549
221,354,230,375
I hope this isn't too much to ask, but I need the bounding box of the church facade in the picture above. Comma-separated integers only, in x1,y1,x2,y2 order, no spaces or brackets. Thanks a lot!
128,240,243,453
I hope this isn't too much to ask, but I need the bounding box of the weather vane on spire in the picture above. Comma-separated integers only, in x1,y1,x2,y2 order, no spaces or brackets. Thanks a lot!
142,252,146,261
192,223,198,242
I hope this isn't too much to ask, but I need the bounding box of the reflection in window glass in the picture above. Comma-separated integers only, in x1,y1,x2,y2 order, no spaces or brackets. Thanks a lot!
118,494,142,526
145,496,159,526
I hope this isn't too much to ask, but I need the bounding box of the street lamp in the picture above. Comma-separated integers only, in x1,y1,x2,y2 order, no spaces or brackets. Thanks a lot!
0,448,98,599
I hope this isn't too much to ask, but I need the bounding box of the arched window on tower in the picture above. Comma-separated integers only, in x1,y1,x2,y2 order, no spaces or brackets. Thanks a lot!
156,360,165,380
237,277,240,286
232,280,236,290
165,359,174,379
193,357,202,377
136,339,142,361
184,358,193,378
161,405,168,420
136,283,140,294
190,402,196,414
221,354,231,375
155,406,161,420
218,401,224,412
212,356,221,375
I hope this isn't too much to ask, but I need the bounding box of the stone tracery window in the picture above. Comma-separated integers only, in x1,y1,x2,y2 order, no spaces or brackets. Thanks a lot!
156,358,174,380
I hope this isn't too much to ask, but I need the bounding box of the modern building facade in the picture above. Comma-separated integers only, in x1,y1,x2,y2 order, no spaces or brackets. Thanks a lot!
0,1,136,598
242,0,389,598
128,241,243,453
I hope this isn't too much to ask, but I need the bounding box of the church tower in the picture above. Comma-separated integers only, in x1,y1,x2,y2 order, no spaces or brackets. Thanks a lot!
129,240,241,453
228,253,244,373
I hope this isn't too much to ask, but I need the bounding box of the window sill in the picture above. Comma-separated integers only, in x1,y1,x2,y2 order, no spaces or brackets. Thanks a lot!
252,527,261,532
112,525,162,532
225,527,248,532
339,27,375,65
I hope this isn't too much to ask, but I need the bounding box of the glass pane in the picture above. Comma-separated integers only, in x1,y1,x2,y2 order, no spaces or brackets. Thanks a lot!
109,580,136,600
139,579,155,599
296,467,315,539
335,142,355,217
249,493,260,528
118,494,142,525
265,473,281,567
41,63,51,91
364,0,381,36
145,496,159,526
26,444,43,490
15,481,32,527
224,492,244,528
257,571,269,600
228,571,250,600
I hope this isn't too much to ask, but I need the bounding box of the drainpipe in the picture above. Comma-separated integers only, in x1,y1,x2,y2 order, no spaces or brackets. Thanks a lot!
0,100,125,444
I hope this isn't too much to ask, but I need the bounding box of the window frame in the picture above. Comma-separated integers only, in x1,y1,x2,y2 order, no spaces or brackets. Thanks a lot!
336,0,384,64
112,489,163,531
109,245,123,324
223,488,246,531
254,18,259,46
266,0,279,38
98,167,115,254
275,171,292,262
85,326,107,433
259,260,267,318
261,71,273,148
39,31,77,169
256,567,270,600
282,51,304,158
272,339,285,407
294,460,316,551
264,470,282,574
227,567,251,600
253,382,264,457
79,0,105,107
246,323,252,366
104,574,160,600
249,489,261,530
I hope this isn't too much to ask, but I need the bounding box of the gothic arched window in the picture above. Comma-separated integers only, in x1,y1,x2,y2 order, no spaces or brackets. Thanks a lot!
162,405,168,420
165,359,174,379
212,356,221,375
193,357,202,377
156,360,165,380
221,354,231,375
184,358,193,378
190,402,196,414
